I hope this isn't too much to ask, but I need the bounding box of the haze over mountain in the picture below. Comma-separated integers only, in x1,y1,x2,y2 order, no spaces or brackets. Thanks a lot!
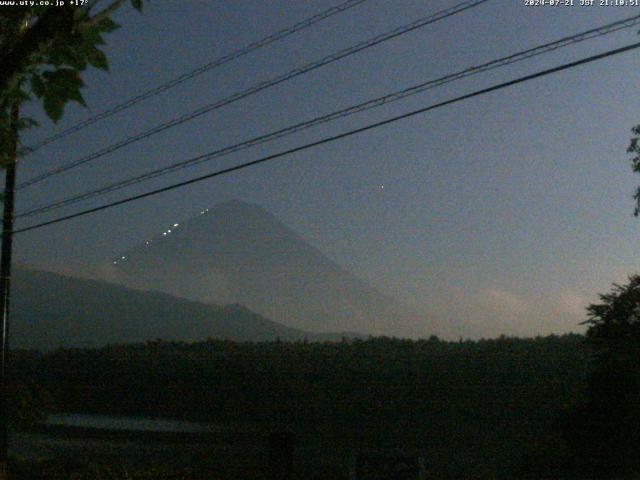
11,267,353,351
105,200,443,338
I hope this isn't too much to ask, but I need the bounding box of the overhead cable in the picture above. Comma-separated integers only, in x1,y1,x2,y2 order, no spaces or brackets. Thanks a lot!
14,41,640,234
17,0,490,189
17,13,640,219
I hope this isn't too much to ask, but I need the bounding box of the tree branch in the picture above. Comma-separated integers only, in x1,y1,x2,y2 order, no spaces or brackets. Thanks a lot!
86,0,127,26
0,8,74,95
0,0,130,96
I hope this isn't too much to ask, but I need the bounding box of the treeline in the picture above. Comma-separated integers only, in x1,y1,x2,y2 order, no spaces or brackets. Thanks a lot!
11,334,590,478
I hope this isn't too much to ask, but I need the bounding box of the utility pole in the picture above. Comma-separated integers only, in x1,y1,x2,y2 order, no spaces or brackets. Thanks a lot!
0,101,19,480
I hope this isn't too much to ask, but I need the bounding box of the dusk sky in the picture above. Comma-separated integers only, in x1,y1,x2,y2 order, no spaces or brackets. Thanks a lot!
12,0,640,338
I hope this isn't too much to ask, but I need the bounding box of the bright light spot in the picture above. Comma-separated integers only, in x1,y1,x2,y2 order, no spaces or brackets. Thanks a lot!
173,223,179,227
167,229,172,233
163,232,167,236
121,256,126,260
380,184,384,189
113,261,117,265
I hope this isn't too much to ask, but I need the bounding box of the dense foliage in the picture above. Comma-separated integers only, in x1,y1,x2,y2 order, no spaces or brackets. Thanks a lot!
558,276,640,478
11,334,589,479
0,0,146,166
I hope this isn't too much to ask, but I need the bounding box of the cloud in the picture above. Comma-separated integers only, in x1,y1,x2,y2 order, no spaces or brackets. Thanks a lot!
556,290,589,317
484,287,530,316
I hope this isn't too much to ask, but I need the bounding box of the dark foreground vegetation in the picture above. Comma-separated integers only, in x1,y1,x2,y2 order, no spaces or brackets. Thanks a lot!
8,276,640,479
10,334,590,479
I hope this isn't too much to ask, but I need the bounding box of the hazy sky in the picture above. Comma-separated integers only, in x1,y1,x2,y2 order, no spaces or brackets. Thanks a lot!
11,0,640,338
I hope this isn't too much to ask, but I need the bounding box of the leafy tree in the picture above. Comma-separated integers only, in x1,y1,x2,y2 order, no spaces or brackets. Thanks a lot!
561,276,640,477
0,0,146,167
0,4,147,474
584,275,640,358
626,123,640,216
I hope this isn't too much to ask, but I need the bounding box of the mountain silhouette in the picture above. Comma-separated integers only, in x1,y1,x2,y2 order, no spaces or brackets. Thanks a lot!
11,267,355,350
107,200,437,338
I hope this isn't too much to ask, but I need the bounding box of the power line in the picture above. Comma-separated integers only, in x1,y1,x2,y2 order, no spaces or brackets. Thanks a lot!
17,0,490,190
14,41,640,235
16,13,640,219
21,0,370,155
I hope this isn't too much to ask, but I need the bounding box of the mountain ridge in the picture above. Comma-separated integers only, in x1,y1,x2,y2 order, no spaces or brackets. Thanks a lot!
107,200,440,338
11,267,363,351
